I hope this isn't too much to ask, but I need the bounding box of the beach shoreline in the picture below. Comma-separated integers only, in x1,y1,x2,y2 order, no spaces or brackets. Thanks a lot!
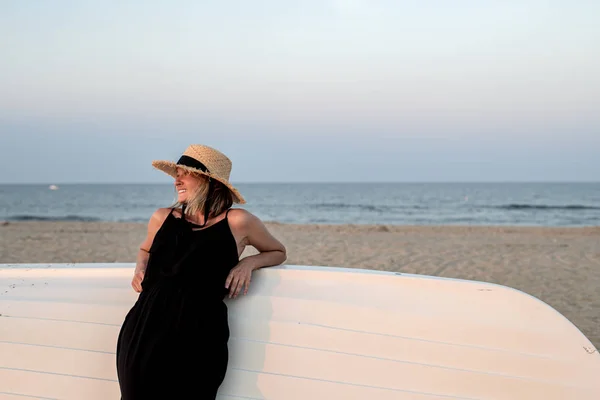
1,220,599,347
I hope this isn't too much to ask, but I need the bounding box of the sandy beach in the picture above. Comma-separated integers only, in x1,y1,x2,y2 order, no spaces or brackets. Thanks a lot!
1,221,599,348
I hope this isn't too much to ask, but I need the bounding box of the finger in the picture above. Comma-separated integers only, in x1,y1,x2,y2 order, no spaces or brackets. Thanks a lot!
233,278,243,298
135,275,142,292
132,272,144,292
241,274,251,295
229,276,240,298
225,272,234,289
244,277,250,295
233,277,247,297
234,276,247,298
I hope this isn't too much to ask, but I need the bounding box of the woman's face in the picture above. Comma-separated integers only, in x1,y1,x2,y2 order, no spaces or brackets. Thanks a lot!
174,168,203,203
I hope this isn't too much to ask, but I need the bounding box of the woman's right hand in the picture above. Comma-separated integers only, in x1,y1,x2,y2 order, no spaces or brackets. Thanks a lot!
130,208,170,293
131,269,145,293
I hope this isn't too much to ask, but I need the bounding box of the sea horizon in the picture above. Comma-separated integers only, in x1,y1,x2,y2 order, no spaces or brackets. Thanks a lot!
2,180,599,185
1,182,598,227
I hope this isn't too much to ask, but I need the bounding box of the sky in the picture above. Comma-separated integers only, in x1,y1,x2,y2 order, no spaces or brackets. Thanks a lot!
1,0,599,183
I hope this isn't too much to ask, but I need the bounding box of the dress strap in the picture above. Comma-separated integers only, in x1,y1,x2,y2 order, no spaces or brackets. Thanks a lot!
180,203,210,228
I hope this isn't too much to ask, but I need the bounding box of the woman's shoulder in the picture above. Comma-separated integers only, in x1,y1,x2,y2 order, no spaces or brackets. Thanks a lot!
148,207,175,227
226,207,253,218
226,208,261,229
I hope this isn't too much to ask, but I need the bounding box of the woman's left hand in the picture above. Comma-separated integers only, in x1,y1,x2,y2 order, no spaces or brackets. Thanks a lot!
225,260,254,298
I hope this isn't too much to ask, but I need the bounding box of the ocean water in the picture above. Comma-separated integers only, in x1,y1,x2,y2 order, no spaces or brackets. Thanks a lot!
0,183,599,227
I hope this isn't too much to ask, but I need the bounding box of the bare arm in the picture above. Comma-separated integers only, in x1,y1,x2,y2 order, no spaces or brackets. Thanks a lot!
131,250,150,292
135,249,150,274
225,209,287,297
237,211,287,271
131,208,170,292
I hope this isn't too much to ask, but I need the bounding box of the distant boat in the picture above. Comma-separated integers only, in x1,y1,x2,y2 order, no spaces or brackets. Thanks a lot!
49,185,59,190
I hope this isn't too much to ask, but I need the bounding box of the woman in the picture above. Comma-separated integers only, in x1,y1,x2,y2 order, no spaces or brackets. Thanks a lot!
116,144,287,399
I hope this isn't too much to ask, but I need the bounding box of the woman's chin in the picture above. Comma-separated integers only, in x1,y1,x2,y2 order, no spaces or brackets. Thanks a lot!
177,194,187,203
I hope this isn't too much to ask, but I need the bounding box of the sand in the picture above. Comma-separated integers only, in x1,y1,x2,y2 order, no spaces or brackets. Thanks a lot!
1,220,599,348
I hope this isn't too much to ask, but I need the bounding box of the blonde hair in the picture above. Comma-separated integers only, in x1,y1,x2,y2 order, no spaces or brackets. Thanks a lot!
171,172,234,219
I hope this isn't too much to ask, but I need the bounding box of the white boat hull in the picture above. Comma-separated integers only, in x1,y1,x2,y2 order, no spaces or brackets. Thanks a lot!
1,263,599,399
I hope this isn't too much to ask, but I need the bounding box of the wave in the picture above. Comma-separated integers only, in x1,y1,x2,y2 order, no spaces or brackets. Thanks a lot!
491,204,600,211
312,203,427,213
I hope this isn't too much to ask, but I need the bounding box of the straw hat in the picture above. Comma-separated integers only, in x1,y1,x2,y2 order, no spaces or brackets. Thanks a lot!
152,144,246,204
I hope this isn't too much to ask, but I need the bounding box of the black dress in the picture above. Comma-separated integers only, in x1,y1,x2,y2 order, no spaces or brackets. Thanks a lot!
116,208,239,399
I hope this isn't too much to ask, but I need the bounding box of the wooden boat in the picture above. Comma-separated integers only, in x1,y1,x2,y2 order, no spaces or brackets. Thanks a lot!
1,263,599,399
